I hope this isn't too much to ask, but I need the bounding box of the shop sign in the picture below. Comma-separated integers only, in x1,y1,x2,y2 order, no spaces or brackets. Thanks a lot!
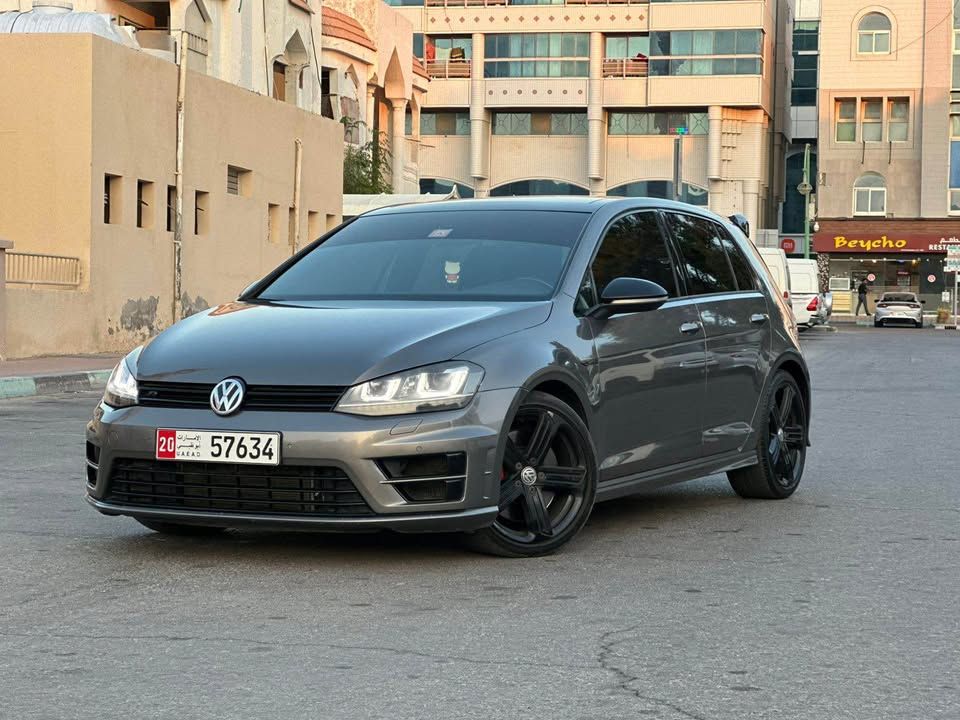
781,237,797,253
814,233,960,254
945,245,960,272
928,274,937,283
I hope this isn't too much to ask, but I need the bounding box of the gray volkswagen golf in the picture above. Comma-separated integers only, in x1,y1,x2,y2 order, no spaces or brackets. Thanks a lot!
86,197,811,557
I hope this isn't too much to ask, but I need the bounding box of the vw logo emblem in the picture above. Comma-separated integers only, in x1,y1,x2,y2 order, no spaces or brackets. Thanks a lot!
520,466,538,486
210,377,245,416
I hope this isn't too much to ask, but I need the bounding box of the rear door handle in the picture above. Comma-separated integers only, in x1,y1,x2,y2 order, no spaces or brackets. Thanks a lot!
679,321,702,335
750,313,769,324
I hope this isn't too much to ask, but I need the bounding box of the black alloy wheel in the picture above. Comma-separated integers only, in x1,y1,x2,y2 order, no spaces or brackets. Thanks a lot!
728,372,807,500
467,391,597,557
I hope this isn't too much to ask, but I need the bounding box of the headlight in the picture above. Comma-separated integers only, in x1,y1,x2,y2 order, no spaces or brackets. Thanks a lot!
103,347,142,408
335,362,484,416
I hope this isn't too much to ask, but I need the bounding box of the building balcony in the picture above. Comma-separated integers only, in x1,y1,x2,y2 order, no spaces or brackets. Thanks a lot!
425,59,472,78
602,57,648,78
424,0,647,6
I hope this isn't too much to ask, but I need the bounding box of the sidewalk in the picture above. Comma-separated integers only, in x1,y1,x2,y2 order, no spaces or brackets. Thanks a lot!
0,354,120,400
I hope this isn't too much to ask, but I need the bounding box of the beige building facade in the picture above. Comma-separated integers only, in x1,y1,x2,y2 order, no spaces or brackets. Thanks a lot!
0,34,342,358
389,0,793,236
810,0,960,310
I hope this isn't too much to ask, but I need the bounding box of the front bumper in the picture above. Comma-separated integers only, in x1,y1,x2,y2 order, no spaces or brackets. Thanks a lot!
84,387,519,533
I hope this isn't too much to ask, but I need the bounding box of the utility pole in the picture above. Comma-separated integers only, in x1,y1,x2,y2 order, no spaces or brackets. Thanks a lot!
173,30,188,324
799,143,813,260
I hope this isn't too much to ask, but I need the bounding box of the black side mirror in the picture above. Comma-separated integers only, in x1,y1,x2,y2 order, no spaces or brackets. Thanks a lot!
599,277,669,315
729,213,750,238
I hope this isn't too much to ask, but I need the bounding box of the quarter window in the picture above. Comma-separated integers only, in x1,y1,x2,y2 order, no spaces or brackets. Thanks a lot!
666,213,736,295
589,212,678,302
715,223,757,292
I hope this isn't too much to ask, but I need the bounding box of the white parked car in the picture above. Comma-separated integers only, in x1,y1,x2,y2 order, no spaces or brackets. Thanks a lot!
787,258,830,329
757,247,792,305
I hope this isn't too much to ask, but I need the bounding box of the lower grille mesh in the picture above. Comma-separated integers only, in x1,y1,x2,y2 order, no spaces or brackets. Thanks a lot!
106,459,373,516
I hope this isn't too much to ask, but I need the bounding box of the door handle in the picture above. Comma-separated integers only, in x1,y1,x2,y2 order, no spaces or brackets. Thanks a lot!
750,313,769,324
679,321,702,335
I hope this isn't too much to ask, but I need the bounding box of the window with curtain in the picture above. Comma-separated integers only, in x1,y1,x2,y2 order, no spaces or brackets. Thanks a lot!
484,33,589,78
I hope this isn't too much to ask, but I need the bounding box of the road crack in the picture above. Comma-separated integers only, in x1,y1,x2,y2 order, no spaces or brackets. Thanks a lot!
597,626,712,720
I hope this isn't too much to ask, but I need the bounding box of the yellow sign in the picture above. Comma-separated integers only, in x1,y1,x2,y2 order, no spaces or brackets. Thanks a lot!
833,235,908,250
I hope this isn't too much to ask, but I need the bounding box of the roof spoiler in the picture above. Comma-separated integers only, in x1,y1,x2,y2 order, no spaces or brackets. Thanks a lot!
728,214,750,238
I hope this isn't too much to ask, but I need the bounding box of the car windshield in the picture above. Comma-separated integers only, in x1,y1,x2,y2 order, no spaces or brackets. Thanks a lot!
256,210,589,302
882,293,917,303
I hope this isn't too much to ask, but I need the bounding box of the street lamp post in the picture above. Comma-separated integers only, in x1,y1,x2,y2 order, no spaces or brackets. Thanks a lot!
798,143,813,260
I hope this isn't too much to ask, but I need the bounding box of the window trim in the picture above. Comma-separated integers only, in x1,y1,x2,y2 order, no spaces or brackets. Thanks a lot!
711,220,762,293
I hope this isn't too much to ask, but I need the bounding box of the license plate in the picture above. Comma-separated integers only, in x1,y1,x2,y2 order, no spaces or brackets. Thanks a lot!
156,429,280,465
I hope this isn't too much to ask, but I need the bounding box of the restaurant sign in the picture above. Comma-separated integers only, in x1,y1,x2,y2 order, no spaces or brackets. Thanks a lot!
813,234,960,254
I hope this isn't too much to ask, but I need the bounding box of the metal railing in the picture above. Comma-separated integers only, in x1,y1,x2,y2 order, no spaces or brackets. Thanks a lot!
425,59,472,78
426,0,646,6
602,57,649,78
5,252,81,287
133,27,208,56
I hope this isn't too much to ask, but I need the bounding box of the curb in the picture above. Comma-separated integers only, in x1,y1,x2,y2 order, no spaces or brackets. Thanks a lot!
0,370,112,401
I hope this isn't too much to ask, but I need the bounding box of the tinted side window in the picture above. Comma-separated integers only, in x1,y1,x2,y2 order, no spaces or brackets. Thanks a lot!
715,223,758,291
591,212,678,299
666,213,736,295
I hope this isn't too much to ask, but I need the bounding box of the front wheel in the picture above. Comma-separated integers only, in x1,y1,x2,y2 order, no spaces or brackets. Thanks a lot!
728,371,807,500
466,391,597,557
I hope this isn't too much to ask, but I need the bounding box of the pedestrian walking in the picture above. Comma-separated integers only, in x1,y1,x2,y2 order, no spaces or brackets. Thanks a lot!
856,279,871,316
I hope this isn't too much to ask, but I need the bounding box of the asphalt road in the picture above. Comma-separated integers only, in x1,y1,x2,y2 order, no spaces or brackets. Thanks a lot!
1,327,958,719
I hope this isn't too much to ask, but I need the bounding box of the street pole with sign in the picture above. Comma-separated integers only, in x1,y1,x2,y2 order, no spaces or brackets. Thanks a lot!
798,143,813,260
947,245,960,327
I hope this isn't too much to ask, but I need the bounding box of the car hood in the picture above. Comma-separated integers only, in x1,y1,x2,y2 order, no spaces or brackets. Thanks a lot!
136,300,552,386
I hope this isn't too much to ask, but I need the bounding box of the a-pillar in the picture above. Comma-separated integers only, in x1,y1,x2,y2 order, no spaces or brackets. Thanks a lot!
707,105,724,212
587,31,605,196
389,98,407,193
742,178,760,241
469,31,490,197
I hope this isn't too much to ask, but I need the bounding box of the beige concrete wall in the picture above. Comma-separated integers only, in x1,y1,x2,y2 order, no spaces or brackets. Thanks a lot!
489,136,589,191
0,35,95,264
1,35,342,358
605,136,709,192
817,0,954,220
419,135,472,190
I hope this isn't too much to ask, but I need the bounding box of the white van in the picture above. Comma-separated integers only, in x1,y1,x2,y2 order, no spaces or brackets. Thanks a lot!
757,247,792,304
787,258,829,328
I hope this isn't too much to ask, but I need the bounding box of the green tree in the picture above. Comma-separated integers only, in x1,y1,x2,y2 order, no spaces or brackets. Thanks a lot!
341,118,392,194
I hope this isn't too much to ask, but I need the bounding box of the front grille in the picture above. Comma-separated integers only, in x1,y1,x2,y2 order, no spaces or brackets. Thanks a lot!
138,381,347,412
105,459,373,516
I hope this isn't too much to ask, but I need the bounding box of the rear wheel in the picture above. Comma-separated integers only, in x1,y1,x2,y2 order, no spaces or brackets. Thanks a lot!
466,391,597,557
728,372,807,500
874,319,882,328
135,518,227,536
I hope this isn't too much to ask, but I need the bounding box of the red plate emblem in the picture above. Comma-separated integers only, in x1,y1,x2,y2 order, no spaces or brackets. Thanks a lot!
156,429,176,459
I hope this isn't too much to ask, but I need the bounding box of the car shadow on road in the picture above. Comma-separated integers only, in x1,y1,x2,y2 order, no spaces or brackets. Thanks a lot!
89,478,744,564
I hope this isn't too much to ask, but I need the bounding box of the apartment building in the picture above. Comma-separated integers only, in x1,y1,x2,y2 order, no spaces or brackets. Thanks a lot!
813,0,960,310
388,0,793,236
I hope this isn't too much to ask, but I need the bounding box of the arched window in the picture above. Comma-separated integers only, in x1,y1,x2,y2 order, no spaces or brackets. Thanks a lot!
419,178,475,198
490,180,589,196
607,180,708,206
858,13,891,54
853,173,886,215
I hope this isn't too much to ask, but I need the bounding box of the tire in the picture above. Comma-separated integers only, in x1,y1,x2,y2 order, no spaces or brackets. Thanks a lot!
135,518,227,536
916,320,923,329
727,371,807,500
465,391,597,558
874,320,882,328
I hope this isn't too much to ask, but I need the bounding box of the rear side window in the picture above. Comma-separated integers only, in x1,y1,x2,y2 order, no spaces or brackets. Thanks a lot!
591,212,678,299
715,223,758,291
666,213,736,295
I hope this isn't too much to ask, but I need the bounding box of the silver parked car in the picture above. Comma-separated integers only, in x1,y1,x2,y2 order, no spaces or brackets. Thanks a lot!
874,292,925,328
86,198,811,557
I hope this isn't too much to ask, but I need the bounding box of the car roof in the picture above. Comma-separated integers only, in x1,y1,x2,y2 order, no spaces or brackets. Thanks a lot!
360,196,727,220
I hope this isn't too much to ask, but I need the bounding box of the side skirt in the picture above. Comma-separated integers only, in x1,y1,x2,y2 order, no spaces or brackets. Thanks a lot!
595,450,759,503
